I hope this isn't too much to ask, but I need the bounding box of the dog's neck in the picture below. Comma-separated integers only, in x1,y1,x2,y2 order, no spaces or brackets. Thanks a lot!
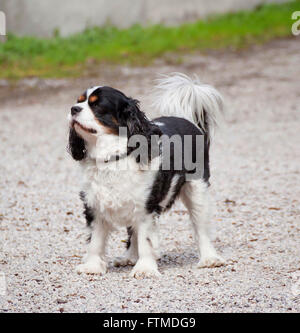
85,133,128,163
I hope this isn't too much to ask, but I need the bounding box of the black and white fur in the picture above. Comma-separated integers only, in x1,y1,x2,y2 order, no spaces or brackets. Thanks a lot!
68,73,225,278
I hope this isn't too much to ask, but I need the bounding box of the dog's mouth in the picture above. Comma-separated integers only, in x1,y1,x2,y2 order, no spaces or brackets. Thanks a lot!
72,120,97,134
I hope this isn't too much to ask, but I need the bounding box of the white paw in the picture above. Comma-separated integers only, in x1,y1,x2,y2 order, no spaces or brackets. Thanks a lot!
76,257,107,275
197,255,226,268
113,256,137,267
129,260,161,279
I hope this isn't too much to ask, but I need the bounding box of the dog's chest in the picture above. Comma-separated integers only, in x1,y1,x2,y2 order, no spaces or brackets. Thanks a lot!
81,159,155,224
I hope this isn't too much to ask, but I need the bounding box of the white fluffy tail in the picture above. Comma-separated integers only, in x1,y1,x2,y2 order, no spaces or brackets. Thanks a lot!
152,73,224,141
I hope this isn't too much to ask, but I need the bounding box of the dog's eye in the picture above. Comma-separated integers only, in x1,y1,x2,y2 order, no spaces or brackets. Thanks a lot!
77,95,86,103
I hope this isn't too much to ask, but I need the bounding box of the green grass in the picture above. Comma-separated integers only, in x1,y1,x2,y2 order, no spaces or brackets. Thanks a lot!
0,0,299,79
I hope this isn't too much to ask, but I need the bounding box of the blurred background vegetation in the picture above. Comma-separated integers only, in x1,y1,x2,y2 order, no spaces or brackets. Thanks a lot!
0,0,299,80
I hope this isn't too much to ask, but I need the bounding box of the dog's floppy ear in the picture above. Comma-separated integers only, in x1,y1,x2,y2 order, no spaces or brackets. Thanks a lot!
120,98,162,163
122,98,154,137
67,128,86,161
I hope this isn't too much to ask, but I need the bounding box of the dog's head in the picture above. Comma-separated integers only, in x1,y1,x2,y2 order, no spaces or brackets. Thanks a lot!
68,86,159,161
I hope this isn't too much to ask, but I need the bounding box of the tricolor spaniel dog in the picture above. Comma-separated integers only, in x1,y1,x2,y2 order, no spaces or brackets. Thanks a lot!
68,73,225,278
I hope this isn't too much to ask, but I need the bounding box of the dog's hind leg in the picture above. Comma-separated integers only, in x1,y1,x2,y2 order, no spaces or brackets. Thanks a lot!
180,180,225,268
113,227,138,267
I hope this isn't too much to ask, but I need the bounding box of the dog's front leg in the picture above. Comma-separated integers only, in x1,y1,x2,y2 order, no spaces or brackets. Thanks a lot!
76,218,109,275
130,216,161,278
113,227,138,267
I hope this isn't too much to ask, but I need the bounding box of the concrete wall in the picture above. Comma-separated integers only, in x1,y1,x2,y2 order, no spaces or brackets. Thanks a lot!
0,0,290,37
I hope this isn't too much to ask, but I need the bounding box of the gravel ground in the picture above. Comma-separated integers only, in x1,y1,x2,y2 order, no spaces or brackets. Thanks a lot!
0,38,299,313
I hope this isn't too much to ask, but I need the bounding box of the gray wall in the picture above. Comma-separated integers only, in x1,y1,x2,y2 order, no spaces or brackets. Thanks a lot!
0,0,290,37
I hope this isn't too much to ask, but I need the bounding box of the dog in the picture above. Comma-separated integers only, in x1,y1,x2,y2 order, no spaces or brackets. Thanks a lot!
67,73,225,278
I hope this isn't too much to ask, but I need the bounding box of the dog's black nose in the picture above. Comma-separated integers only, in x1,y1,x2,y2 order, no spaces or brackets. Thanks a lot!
71,106,82,116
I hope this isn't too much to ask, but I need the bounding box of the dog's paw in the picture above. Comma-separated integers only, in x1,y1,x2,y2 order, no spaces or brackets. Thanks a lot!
197,255,225,268
113,256,137,267
129,260,161,279
76,257,107,275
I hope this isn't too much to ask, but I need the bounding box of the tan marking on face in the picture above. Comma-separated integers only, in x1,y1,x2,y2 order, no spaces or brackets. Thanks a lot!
95,118,118,135
111,116,119,125
77,95,86,103
89,95,98,103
